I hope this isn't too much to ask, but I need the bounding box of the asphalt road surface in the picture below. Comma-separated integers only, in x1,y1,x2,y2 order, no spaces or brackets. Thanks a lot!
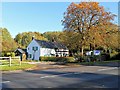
1,65,119,89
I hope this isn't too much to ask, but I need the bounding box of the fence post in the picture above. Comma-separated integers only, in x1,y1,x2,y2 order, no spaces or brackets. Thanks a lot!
19,56,21,66
9,57,11,67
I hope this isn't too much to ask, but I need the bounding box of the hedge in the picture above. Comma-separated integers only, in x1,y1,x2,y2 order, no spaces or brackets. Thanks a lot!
39,56,75,63
1,52,15,57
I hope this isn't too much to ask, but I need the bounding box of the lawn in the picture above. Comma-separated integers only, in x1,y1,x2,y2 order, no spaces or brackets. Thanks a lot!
0,59,36,71
1,58,119,71
67,60,120,66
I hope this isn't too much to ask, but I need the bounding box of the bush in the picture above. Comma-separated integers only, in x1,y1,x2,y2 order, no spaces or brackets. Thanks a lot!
99,53,110,61
6,52,11,56
74,55,84,62
1,52,5,57
74,54,88,62
11,52,15,57
92,55,100,61
110,52,120,60
40,56,75,63
3,52,15,57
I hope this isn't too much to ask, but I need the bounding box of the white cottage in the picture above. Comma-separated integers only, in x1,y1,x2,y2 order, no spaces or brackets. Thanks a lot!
27,39,69,60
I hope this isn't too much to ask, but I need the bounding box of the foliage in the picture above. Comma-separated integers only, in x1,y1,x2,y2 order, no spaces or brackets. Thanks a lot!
62,2,117,55
43,31,80,52
43,31,77,52
58,31,80,51
88,23,118,50
0,28,17,52
40,56,75,63
1,52,5,57
14,32,48,48
11,52,15,57
110,51,120,60
6,52,11,56
76,59,120,66
1,52,15,57
43,31,63,42
74,54,85,62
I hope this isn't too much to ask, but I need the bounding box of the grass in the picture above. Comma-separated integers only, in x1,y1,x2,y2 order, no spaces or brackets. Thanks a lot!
1,63,36,71
0,59,36,71
102,60,120,62
1,58,119,71
67,60,120,65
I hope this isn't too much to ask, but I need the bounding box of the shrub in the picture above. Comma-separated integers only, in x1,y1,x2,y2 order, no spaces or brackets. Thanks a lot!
6,52,11,56
92,55,100,61
110,51,120,60
1,52,5,57
74,55,83,62
74,54,88,62
40,56,75,63
11,52,15,57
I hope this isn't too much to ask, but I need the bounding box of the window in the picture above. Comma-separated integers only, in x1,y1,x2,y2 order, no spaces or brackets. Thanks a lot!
32,47,34,50
32,46,38,51
29,54,32,58
36,47,38,50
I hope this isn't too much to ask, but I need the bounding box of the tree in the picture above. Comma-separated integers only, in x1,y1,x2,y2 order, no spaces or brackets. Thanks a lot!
14,33,22,45
87,22,118,51
58,30,80,51
0,28,17,52
14,32,47,48
43,31,63,42
62,2,116,55
103,23,118,50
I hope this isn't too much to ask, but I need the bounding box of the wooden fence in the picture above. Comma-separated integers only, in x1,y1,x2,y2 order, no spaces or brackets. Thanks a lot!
0,56,21,66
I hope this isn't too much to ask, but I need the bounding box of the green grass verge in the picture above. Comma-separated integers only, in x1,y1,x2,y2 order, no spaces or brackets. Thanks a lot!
1,63,36,71
67,60,120,65
92,60,120,64
0,60,36,71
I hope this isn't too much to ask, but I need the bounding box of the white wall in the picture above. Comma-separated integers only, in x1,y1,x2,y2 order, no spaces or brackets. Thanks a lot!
27,39,40,60
56,49,69,57
27,39,69,60
64,49,69,56
40,48,55,57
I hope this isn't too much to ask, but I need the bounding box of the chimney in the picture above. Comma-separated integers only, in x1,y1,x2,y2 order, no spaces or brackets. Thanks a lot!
32,36,35,40
52,37,55,42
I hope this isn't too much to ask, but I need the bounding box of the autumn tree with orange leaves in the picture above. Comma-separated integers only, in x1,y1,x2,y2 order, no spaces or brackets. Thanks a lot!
62,2,116,55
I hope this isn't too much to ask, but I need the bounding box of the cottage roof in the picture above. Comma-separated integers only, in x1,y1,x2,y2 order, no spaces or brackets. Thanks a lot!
34,39,68,49
14,48,26,54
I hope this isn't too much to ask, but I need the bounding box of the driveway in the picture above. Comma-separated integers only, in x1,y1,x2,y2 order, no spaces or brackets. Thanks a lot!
1,62,119,89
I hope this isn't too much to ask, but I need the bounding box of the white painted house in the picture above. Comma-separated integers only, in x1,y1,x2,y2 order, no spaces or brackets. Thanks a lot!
27,39,69,60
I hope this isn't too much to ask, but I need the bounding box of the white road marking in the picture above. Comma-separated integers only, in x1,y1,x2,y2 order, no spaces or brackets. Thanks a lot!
98,67,118,71
1,81,10,83
74,72,80,74
40,67,118,79
81,71,85,72
47,87,53,88
40,72,76,79
40,75,55,78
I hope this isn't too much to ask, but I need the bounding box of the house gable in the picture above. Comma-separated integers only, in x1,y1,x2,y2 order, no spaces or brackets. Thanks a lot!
27,39,40,50
27,39,41,60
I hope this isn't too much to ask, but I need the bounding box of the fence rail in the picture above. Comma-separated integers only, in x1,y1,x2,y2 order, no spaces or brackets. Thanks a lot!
0,56,21,66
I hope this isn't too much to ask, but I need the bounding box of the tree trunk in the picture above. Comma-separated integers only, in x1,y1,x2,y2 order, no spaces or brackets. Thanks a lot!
81,46,84,56
90,43,92,50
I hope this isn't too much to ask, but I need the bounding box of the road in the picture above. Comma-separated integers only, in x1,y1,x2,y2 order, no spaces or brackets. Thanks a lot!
1,65,119,89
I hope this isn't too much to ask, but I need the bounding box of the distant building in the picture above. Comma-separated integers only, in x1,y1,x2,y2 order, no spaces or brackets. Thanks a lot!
14,48,26,56
14,48,27,61
86,50,101,56
27,39,69,60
